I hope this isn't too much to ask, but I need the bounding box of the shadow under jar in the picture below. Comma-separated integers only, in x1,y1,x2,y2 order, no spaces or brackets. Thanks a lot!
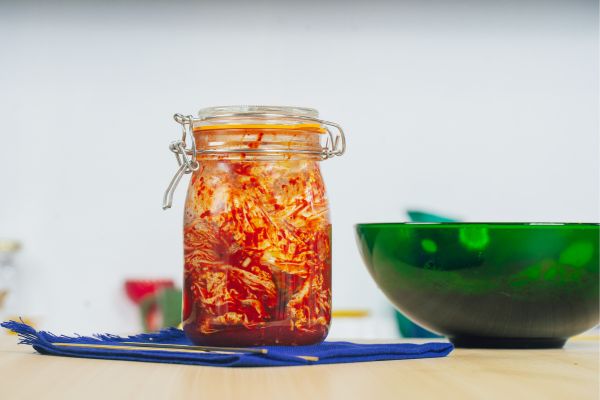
163,106,345,346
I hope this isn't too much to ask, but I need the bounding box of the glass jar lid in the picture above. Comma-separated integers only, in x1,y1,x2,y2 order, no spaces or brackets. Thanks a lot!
162,105,345,209
198,105,319,119
0,240,21,253
195,105,325,133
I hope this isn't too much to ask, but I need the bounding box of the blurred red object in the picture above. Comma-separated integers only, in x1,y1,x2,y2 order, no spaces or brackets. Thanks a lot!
124,279,174,304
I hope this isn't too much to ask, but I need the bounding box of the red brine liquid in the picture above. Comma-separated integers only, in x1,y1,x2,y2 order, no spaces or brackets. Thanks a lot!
182,150,332,346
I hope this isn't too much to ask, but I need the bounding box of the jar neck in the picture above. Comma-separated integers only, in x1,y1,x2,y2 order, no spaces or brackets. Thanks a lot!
193,128,324,161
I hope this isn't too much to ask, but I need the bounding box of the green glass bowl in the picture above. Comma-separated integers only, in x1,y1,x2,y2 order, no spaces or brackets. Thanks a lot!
355,223,599,348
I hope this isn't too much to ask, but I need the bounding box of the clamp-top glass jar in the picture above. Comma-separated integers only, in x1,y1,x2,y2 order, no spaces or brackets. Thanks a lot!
163,106,345,346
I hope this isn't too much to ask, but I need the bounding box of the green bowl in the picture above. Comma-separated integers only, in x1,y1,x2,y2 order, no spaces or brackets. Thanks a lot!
355,223,599,348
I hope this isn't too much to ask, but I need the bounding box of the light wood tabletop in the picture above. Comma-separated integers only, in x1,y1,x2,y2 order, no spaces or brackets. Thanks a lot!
0,335,597,400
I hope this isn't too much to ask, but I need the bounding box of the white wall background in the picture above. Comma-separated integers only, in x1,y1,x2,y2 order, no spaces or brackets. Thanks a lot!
0,0,598,335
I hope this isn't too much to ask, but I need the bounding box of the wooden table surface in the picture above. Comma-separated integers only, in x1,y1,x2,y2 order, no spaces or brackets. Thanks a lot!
0,335,597,400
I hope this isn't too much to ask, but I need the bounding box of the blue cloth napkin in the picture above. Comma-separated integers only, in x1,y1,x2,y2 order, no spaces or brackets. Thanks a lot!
1,320,453,368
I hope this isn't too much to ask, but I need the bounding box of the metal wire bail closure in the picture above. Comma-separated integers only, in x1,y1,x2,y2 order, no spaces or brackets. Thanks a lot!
162,110,345,210
162,114,199,210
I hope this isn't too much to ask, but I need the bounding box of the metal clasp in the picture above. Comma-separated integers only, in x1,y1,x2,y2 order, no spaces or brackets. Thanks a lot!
162,114,199,210
318,119,346,159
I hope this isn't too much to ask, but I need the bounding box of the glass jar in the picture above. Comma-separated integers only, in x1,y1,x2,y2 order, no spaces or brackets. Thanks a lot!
0,240,21,322
163,106,345,346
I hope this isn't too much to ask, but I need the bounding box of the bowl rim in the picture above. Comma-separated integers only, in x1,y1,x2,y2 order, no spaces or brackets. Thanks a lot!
355,222,599,229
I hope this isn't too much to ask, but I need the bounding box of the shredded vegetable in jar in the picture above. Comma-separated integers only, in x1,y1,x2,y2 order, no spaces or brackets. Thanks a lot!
163,106,345,346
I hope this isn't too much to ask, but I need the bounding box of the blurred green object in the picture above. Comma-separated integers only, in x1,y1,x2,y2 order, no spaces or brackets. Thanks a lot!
395,310,441,338
139,287,182,332
406,210,458,223
392,210,456,338
356,222,599,348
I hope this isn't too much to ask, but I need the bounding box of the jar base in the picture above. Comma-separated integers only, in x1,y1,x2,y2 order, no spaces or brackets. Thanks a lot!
184,325,329,347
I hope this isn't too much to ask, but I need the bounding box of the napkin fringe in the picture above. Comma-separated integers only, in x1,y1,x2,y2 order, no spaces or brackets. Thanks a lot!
94,327,185,342
2,320,43,346
1,319,185,347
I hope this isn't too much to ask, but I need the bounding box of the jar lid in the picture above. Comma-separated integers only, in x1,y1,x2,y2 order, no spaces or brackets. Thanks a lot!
162,105,345,209
0,240,21,253
195,105,325,133
198,105,318,119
